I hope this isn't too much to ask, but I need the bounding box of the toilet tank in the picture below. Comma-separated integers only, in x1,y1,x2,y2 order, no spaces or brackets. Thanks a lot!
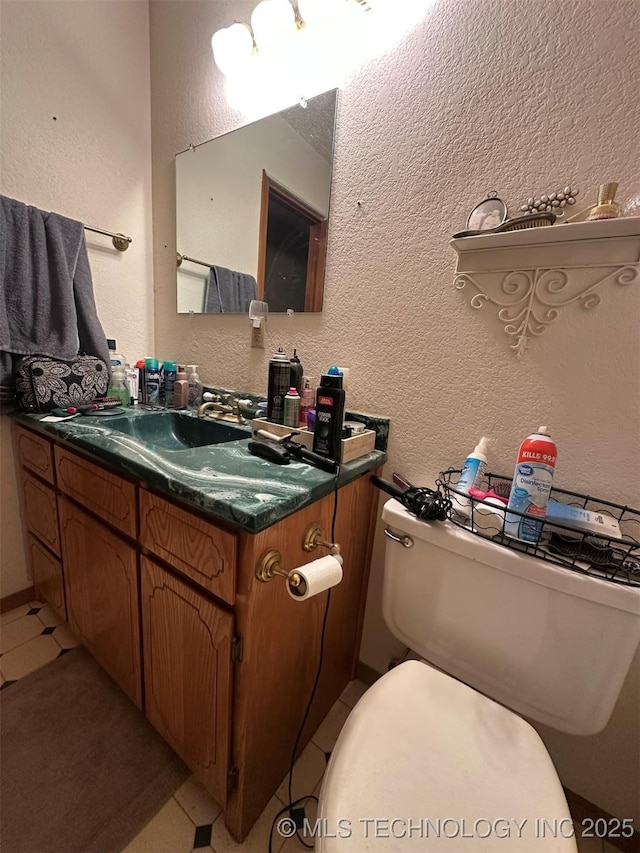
381,498,640,735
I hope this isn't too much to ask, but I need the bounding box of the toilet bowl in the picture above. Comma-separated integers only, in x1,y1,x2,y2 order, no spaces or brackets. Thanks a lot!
317,498,640,851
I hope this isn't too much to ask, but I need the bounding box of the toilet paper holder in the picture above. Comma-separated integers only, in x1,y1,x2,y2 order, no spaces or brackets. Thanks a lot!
255,524,341,588
302,523,341,558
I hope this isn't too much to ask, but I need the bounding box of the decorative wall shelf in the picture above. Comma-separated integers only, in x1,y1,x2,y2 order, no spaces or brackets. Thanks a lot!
451,217,640,359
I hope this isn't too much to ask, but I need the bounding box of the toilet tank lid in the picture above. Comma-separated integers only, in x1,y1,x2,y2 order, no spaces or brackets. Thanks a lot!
319,661,576,852
381,499,640,614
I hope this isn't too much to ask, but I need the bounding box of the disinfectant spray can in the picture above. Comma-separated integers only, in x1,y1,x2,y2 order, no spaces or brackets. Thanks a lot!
504,426,558,543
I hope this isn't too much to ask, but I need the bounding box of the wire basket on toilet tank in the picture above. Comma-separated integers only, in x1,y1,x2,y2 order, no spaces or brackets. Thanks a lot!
440,469,640,588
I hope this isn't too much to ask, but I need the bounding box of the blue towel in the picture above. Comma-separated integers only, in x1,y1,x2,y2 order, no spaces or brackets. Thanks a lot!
0,195,110,410
204,265,257,314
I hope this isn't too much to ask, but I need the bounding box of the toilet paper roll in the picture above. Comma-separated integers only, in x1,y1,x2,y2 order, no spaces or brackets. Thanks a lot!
287,555,343,600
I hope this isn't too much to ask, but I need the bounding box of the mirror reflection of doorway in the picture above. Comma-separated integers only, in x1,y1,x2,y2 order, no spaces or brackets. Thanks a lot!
258,171,327,312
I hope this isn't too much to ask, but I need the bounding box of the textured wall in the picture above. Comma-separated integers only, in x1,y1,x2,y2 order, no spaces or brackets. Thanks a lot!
150,0,640,821
0,0,154,595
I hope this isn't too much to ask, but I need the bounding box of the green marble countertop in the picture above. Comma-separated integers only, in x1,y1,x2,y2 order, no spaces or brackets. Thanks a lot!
13,408,387,534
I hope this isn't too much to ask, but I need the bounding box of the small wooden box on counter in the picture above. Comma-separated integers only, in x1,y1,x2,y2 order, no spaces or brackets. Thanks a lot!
251,418,376,464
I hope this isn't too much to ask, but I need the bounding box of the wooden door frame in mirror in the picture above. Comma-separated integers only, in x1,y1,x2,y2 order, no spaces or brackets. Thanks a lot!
257,170,327,312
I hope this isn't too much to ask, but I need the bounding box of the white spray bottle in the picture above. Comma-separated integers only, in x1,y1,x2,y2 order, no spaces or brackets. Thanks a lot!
454,437,490,517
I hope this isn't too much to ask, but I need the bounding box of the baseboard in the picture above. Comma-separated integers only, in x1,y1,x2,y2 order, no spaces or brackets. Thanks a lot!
0,586,35,614
564,787,640,853
355,660,382,686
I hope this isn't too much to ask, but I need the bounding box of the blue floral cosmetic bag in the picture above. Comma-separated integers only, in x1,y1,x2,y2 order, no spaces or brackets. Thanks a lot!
14,354,109,412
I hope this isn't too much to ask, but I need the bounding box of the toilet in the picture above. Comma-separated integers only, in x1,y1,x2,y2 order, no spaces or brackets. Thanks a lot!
318,498,640,851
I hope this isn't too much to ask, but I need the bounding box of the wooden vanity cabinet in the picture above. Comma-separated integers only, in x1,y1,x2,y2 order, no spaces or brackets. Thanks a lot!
13,424,379,843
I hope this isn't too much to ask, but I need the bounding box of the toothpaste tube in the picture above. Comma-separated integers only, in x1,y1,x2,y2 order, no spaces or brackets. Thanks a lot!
545,500,621,539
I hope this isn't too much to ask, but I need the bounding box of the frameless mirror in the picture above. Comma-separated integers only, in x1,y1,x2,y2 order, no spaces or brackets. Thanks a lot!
176,89,337,314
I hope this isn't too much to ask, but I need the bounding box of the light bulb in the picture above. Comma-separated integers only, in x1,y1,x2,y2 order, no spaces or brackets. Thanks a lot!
298,0,347,28
250,0,296,52
211,22,254,75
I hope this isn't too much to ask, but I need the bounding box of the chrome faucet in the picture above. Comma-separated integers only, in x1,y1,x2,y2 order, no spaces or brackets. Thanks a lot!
197,397,246,425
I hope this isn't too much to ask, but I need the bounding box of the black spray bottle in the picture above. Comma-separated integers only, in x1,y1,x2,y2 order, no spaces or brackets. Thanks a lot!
267,347,290,424
312,373,345,461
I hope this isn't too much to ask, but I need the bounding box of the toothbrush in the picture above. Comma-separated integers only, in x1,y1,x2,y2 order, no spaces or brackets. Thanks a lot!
66,397,122,414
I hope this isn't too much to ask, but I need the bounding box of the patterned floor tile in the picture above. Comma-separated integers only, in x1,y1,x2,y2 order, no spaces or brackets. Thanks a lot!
193,824,213,848
310,700,351,753
0,614,45,654
123,797,195,852
0,634,60,680
277,794,319,852
211,795,287,853
0,604,31,626
174,776,222,826
339,680,368,709
36,604,64,629
277,741,326,805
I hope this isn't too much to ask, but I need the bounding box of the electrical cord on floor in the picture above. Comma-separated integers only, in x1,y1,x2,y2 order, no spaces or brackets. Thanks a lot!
268,466,341,853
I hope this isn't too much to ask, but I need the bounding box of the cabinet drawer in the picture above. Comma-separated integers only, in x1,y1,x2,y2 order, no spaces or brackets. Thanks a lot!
22,472,60,556
55,447,137,538
28,534,66,621
140,491,237,605
15,426,55,484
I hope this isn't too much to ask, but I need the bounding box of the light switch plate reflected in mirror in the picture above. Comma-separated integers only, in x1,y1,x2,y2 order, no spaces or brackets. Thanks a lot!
175,88,337,315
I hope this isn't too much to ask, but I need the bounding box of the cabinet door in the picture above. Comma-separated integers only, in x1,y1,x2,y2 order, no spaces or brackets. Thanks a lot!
141,556,233,806
22,471,60,556
59,497,141,708
28,535,66,621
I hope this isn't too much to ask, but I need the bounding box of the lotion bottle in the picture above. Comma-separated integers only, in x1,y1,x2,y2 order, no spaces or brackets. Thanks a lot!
174,369,188,409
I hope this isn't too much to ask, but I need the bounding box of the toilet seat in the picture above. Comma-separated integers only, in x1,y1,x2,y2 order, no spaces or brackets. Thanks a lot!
317,661,577,851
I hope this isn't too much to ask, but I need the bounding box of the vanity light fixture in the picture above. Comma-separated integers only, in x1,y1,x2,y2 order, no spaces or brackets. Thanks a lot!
211,22,255,76
211,0,369,76
251,0,297,52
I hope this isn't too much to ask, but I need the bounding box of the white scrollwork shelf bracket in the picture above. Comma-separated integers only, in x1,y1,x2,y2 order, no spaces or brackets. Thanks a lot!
454,264,638,360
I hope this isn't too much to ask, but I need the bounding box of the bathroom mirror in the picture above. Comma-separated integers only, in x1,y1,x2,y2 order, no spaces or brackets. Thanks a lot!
176,89,337,314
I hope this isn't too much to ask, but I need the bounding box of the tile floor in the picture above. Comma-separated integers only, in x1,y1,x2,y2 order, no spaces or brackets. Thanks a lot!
0,602,626,853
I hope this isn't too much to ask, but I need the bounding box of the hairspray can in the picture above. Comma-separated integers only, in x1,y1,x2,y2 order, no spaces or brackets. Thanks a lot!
504,426,558,543
267,347,290,424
